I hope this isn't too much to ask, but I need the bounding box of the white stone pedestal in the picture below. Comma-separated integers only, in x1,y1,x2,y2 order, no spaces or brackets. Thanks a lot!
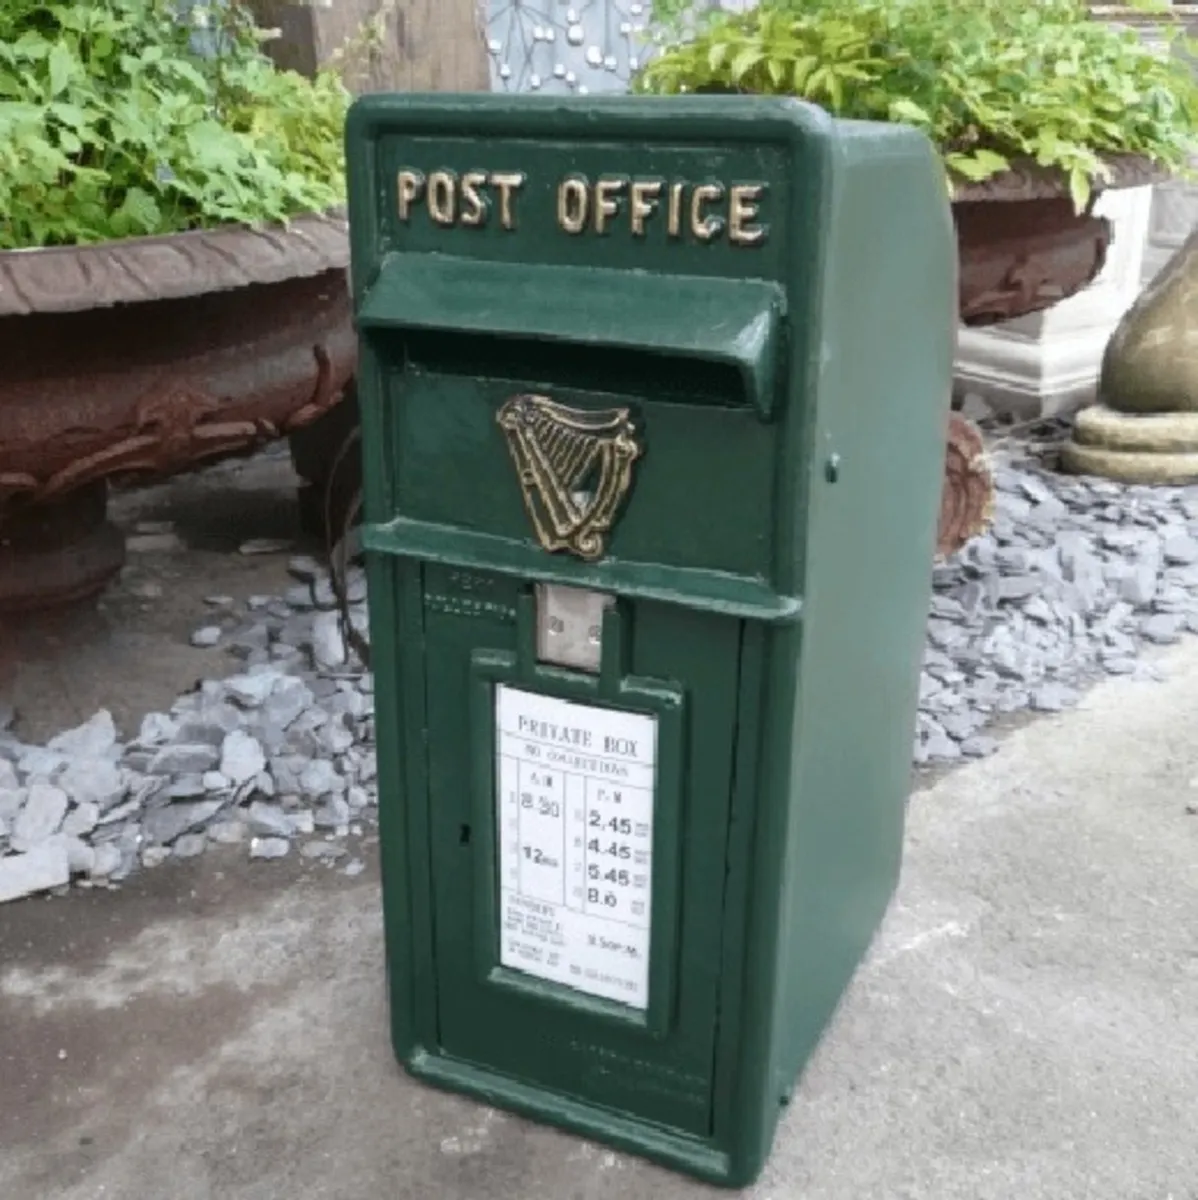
953,184,1155,419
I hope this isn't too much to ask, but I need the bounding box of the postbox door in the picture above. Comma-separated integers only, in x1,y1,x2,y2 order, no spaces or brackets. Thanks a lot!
422,565,742,1138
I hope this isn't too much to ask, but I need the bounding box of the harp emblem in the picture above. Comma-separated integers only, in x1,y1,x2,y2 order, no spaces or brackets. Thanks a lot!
496,393,641,562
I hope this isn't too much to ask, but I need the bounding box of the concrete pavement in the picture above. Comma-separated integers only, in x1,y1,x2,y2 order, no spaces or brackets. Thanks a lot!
2,641,1197,1199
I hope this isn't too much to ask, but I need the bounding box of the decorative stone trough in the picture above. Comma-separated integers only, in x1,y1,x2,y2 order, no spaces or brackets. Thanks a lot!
0,211,356,613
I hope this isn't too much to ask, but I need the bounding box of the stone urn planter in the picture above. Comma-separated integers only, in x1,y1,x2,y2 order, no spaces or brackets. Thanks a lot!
936,153,1167,556
0,211,356,613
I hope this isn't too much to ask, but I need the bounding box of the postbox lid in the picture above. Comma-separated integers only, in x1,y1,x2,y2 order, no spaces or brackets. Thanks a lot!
357,252,787,419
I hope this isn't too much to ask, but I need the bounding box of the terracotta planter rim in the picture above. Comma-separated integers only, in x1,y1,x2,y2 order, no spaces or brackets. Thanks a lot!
951,152,1168,203
0,208,349,318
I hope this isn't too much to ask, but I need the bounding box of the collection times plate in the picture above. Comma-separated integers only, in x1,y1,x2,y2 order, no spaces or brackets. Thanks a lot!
495,685,657,1009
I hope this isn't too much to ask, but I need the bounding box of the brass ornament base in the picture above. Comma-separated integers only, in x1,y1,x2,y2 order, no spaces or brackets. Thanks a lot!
1063,227,1198,485
1060,443,1198,484
1061,404,1198,483
1070,403,1198,453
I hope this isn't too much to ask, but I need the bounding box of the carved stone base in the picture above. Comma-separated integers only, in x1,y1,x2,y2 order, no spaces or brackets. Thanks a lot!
0,482,126,614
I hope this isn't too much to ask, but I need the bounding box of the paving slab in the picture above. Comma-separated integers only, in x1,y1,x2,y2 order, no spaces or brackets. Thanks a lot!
2,633,1197,1198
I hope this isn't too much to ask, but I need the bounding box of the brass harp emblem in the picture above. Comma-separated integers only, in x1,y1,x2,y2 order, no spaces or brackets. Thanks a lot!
496,393,641,562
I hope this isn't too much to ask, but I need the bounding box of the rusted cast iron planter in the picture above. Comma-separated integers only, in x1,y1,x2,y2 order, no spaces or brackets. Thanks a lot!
0,212,355,613
935,154,1165,557
289,376,362,543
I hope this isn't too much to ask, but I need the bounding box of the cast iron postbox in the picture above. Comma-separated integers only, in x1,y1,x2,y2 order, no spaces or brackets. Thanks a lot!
346,93,956,1187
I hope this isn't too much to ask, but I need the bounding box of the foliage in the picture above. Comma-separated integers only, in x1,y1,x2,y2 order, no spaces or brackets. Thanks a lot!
0,0,350,249
636,0,1198,209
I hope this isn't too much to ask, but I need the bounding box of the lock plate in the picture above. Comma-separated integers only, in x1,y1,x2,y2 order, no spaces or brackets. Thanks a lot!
535,584,613,673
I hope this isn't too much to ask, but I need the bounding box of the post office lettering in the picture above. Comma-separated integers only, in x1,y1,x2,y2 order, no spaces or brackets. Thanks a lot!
629,180,663,237
557,175,589,235
427,170,456,226
396,167,768,246
396,169,425,222
559,175,768,246
592,177,627,235
728,183,767,246
690,183,725,243
459,171,489,226
396,168,525,231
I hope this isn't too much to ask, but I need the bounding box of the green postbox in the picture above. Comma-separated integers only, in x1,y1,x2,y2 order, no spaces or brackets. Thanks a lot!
346,93,955,1187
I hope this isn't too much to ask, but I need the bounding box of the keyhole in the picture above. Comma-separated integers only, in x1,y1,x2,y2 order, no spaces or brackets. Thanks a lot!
459,824,472,846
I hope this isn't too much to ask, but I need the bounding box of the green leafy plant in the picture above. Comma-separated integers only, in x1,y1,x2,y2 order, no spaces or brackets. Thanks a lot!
636,0,1198,210
0,0,350,249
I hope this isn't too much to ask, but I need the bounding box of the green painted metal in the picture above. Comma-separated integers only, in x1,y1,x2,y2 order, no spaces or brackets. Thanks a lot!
357,254,787,416
347,92,956,1187
361,517,801,622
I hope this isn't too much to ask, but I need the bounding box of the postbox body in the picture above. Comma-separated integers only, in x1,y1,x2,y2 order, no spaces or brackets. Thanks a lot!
347,94,955,1187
